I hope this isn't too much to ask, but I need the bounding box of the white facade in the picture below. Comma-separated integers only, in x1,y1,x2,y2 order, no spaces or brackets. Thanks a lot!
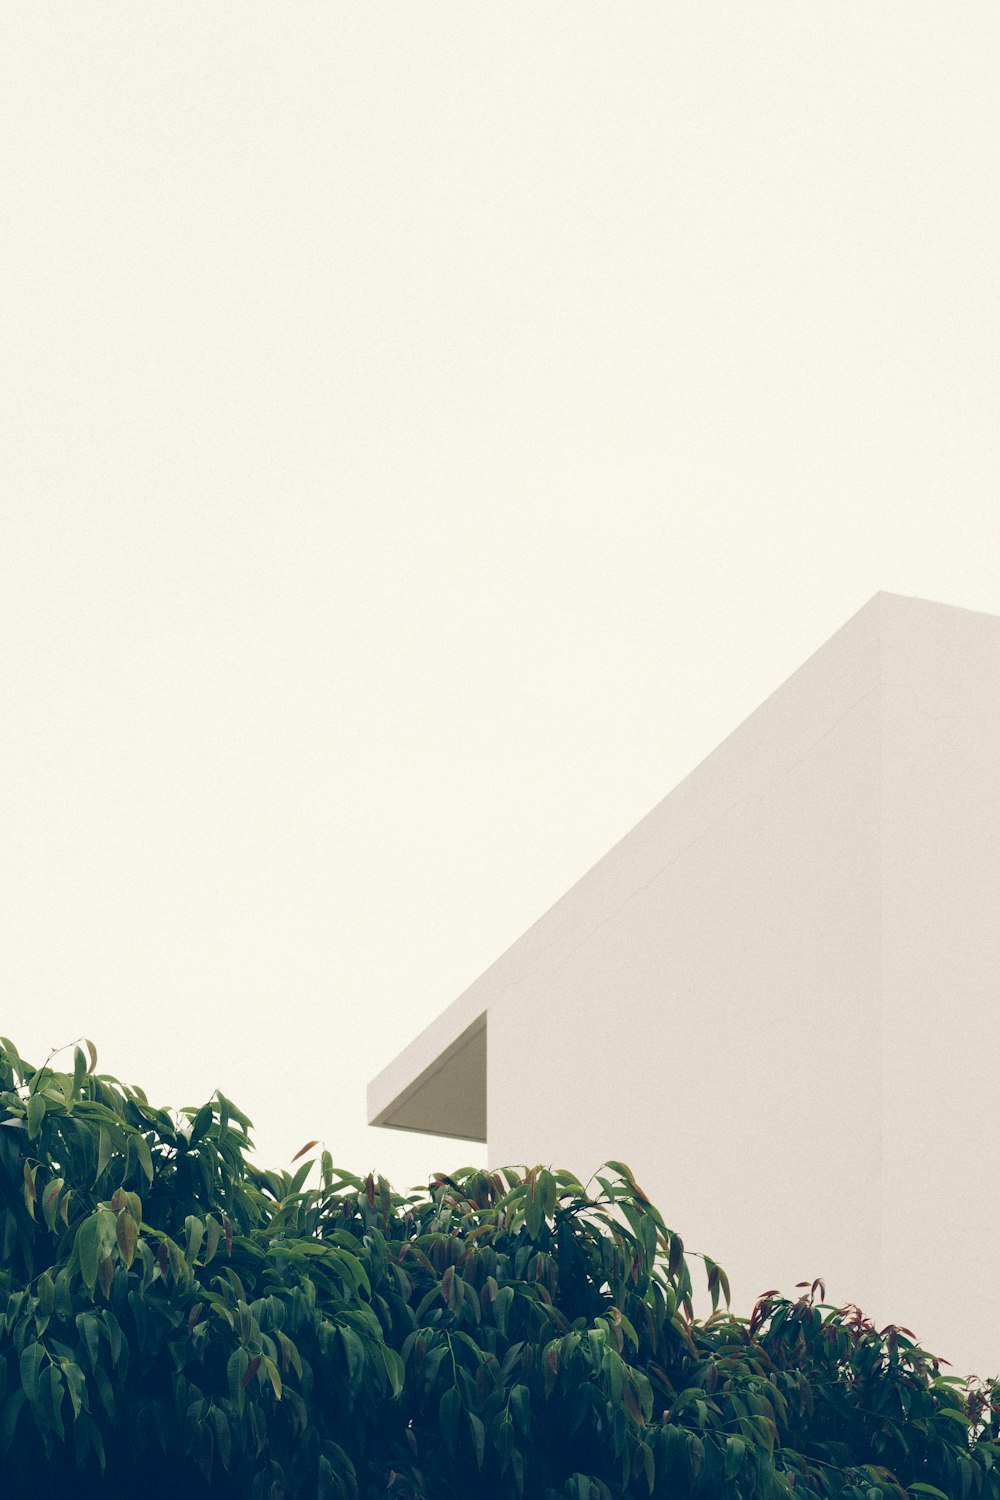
369,593,1000,1381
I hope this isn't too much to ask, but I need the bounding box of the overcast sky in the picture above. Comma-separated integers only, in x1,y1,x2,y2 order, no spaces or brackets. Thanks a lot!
2,6,998,1192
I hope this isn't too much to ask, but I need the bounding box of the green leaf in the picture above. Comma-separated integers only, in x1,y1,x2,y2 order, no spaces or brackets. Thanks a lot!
290,1159,312,1194
20,1342,45,1405
510,1383,531,1438
632,1366,654,1422
935,1406,971,1426
439,1385,461,1452
639,1212,658,1266
262,1355,282,1401
381,1343,404,1398
77,1214,102,1292
209,1406,232,1470
605,1159,639,1189
525,1184,544,1240
705,1257,720,1311
42,1177,64,1234
640,1441,655,1493
62,1360,87,1421
495,1415,514,1466
340,1326,365,1389
166,1236,187,1284
36,1270,55,1322
184,1214,204,1265
134,1132,154,1185
116,1209,136,1269
26,1093,46,1140
40,1364,65,1441
469,1410,486,1470
95,1125,112,1184
204,1215,222,1265
603,1347,624,1404
22,1161,37,1218
725,1435,745,1480
73,1046,87,1098
909,1488,951,1499
494,1285,514,1338
189,1103,213,1144
227,1349,249,1415
76,1311,101,1371
217,1091,252,1129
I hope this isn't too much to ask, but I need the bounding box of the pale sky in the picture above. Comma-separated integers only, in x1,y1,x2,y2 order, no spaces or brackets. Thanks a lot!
2,6,998,1193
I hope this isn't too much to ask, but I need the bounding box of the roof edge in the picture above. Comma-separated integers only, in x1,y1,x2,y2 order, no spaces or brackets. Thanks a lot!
367,992,486,1131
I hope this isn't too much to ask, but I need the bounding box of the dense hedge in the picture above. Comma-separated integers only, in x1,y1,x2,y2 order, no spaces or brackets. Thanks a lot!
1,1034,998,1499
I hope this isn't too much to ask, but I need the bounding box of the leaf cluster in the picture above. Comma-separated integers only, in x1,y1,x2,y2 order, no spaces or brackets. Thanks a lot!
1,1035,998,1499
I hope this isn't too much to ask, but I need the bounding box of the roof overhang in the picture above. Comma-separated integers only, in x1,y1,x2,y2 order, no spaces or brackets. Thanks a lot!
367,994,487,1142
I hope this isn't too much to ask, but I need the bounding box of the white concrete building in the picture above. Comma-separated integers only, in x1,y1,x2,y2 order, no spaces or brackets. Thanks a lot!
369,592,1000,1381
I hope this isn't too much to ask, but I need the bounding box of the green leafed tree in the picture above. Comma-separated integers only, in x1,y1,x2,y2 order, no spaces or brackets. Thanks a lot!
1,1033,998,1499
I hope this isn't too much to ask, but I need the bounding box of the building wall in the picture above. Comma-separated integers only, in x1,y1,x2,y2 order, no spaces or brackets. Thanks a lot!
880,599,1000,1378
488,597,884,1335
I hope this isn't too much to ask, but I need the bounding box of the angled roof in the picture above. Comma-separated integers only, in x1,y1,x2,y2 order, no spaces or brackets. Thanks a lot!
366,590,995,1143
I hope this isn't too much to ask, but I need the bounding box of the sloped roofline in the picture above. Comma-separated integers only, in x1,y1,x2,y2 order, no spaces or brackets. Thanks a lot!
366,591,991,1143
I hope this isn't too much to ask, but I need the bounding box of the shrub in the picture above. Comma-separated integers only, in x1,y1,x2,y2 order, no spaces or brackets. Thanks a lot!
1,1033,998,1498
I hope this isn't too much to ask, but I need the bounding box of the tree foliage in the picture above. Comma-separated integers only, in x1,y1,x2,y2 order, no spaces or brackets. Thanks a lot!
1,1033,999,1499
